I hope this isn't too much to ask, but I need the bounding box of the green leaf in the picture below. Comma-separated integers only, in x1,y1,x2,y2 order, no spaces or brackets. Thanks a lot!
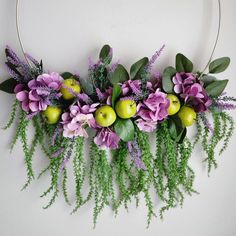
176,53,193,72
78,77,94,95
168,116,183,138
205,79,228,97
201,75,217,87
114,119,134,142
109,64,129,85
162,66,176,93
0,78,18,94
209,57,230,74
111,84,122,108
61,72,73,79
130,57,149,80
99,44,112,64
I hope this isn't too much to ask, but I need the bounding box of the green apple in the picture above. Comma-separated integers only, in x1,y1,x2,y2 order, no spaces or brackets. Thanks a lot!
115,100,137,119
178,106,197,127
95,105,117,127
167,94,181,116
60,78,81,100
42,106,62,124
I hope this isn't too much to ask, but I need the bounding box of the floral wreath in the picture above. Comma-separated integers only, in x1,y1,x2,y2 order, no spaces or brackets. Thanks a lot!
0,0,235,227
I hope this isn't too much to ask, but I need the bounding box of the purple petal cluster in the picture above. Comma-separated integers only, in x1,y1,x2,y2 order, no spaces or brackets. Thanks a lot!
94,128,120,149
15,72,63,113
173,72,212,112
136,88,169,132
61,100,99,138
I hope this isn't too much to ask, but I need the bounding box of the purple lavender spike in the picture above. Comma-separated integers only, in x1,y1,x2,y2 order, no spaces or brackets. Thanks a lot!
147,44,165,72
127,140,146,170
51,148,65,158
5,45,21,65
216,102,236,110
25,53,40,66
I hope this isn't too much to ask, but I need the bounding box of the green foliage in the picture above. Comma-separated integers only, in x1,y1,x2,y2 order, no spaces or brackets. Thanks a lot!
130,57,149,80
114,118,135,142
109,64,129,85
0,78,18,93
99,44,112,64
176,53,193,72
205,80,228,98
162,66,176,93
209,57,230,74
2,99,19,129
111,84,121,108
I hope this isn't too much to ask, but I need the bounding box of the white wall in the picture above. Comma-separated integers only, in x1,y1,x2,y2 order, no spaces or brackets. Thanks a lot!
0,0,236,235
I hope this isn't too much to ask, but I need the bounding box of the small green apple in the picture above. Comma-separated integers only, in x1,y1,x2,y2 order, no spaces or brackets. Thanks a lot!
60,78,81,100
178,106,197,127
95,105,117,127
115,100,137,119
42,106,62,124
167,94,181,115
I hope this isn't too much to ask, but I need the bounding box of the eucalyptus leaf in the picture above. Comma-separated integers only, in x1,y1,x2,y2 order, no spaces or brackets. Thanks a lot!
61,72,73,79
176,53,193,72
209,57,230,74
130,57,148,80
99,44,112,64
201,75,217,87
0,78,17,94
114,119,134,142
111,84,122,108
162,66,176,93
205,79,228,97
109,64,129,85
78,77,94,95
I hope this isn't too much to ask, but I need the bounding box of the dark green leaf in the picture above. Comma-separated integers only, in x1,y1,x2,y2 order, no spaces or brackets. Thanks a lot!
168,116,184,138
0,78,18,94
61,72,73,79
176,53,193,72
201,75,217,87
109,64,129,85
162,66,176,93
177,128,187,144
209,57,230,74
205,79,228,97
99,44,112,64
111,84,122,108
114,119,134,142
130,57,149,80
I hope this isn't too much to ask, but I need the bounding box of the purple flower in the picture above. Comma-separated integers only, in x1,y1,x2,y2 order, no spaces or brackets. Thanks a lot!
15,72,63,113
172,72,212,112
94,128,120,149
136,88,169,132
121,80,142,96
61,101,99,138
96,87,112,105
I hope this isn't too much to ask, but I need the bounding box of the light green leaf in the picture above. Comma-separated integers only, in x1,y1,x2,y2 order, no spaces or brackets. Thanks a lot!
114,119,134,142
111,84,122,108
162,66,176,93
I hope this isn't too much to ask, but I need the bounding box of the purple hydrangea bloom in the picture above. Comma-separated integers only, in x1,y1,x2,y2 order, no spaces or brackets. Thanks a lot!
172,72,212,112
94,128,120,149
61,100,99,138
15,72,63,113
136,88,169,132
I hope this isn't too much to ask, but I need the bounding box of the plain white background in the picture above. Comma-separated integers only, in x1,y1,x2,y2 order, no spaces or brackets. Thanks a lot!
0,0,236,235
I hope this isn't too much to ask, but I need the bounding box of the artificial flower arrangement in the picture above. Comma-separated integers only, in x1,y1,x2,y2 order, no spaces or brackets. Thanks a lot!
0,44,235,227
